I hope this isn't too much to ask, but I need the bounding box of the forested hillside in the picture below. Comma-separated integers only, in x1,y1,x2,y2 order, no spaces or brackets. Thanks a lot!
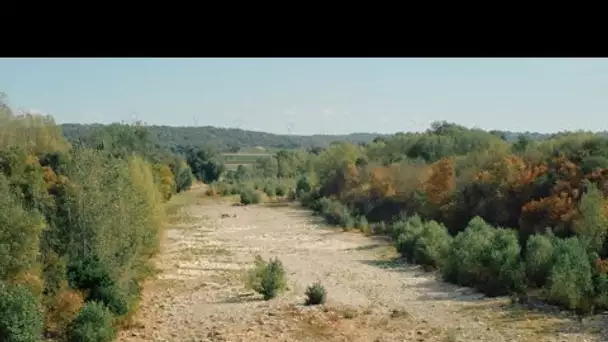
208,120,608,315
60,123,384,151
63,122,608,153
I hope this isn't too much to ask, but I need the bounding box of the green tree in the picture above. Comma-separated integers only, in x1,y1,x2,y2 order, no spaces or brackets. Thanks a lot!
185,146,225,183
575,181,608,253
254,156,279,178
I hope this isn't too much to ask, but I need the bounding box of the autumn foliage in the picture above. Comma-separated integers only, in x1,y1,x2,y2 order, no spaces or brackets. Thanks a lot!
0,94,194,342
422,157,455,205
275,121,608,314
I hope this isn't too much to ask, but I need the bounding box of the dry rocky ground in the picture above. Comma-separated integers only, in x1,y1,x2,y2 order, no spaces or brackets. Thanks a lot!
117,188,608,342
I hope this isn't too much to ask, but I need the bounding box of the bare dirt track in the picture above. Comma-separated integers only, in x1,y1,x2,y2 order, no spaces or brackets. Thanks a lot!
117,189,608,342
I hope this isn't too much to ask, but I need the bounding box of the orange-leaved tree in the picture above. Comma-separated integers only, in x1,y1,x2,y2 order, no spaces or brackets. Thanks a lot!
422,157,455,206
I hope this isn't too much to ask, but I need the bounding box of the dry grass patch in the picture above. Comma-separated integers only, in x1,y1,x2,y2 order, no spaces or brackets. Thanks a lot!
275,304,437,341
179,246,232,261
456,300,605,340
370,243,399,260
167,214,199,225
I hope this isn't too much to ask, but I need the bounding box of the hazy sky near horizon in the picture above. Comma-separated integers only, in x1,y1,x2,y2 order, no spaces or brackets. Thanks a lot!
1,58,607,135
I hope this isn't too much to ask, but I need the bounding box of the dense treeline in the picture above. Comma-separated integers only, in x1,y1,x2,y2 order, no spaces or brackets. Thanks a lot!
62,123,608,153
61,123,385,150
0,96,194,341
209,121,608,315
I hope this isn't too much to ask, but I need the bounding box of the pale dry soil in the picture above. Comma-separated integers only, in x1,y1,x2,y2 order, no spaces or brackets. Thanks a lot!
117,192,608,342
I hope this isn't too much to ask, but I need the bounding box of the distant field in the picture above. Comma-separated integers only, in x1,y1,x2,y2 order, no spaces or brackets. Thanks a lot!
222,149,274,170
221,146,303,170
236,146,286,154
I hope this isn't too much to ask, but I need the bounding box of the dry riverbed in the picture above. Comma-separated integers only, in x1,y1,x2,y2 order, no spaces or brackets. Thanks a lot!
117,189,608,342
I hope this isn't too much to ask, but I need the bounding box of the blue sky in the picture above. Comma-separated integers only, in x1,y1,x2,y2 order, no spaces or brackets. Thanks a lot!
1,58,607,135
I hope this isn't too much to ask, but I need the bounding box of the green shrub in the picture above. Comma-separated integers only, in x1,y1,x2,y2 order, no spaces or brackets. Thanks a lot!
0,173,46,282
275,184,287,197
370,221,387,235
544,237,594,311
297,189,308,202
315,197,332,213
342,216,355,231
253,190,263,203
318,198,353,228
67,255,111,293
296,176,312,194
88,284,128,316
305,282,326,305
300,189,321,208
525,232,557,288
172,160,194,193
394,217,424,260
442,216,525,297
593,272,608,310
246,255,287,300
240,189,262,205
66,255,128,316
0,282,43,342
287,189,297,201
411,220,452,269
66,302,116,342
41,251,68,296
355,216,369,232
263,184,276,197
390,215,423,241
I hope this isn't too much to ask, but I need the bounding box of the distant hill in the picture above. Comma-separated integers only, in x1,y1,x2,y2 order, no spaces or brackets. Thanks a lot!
490,130,608,142
60,123,608,152
60,124,386,150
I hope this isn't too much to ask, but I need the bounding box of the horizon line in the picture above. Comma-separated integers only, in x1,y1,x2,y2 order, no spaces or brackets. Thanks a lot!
57,121,608,137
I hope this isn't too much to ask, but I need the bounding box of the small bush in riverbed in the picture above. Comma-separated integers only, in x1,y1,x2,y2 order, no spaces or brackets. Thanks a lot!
355,216,369,231
442,216,525,297
296,176,312,195
246,255,287,300
275,184,287,197
204,187,217,196
287,189,297,201
395,219,452,270
390,215,423,241
263,184,275,197
525,231,557,288
240,189,262,205
317,197,354,229
543,237,594,312
305,282,326,305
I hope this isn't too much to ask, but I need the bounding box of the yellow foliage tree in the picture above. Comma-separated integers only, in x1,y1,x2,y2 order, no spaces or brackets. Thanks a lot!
369,166,396,199
153,163,176,201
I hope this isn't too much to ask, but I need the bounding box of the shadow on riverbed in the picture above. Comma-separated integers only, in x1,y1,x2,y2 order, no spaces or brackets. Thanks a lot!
459,300,608,340
359,255,608,340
